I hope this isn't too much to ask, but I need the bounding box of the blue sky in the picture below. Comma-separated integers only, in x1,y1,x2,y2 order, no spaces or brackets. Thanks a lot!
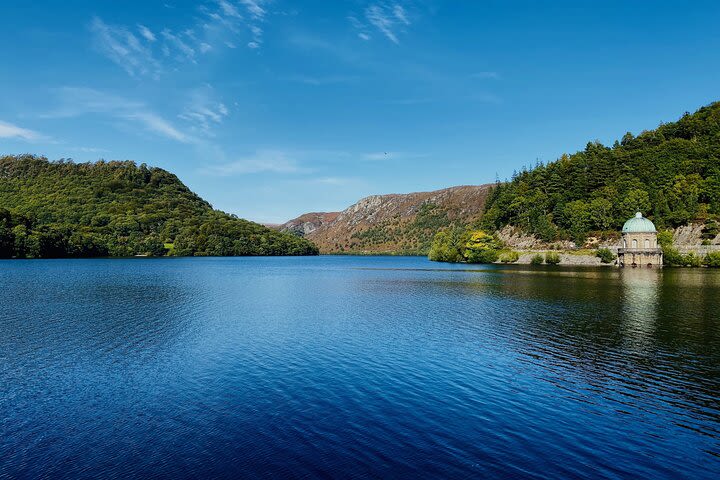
1,1,719,223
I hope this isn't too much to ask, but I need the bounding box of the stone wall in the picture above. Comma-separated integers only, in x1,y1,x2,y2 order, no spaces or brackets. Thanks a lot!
676,245,720,255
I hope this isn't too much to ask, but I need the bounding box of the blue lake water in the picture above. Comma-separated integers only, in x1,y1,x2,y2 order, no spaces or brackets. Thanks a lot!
1,256,719,479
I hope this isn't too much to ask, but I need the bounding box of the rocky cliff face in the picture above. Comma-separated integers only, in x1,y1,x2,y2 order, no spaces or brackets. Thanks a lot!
281,184,493,254
279,212,340,237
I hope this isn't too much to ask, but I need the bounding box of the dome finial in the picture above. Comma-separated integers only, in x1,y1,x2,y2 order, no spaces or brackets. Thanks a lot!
635,212,642,218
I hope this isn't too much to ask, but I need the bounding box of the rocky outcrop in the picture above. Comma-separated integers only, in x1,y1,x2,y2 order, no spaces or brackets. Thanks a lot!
282,184,494,254
279,212,339,237
672,223,720,245
495,225,578,250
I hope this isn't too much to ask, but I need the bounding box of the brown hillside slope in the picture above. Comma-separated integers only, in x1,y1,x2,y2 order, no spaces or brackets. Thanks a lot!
281,184,493,254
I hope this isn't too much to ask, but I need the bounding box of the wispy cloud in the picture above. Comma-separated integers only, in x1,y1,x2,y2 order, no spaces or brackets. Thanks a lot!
203,0,271,50
240,0,266,19
287,74,360,86
160,29,197,63
351,2,413,44
0,121,44,141
201,150,306,176
44,87,192,143
128,111,190,142
70,146,109,154
217,0,243,18
179,85,229,133
284,176,359,187
90,17,161,78
313,176,353,186
362,151,428,161
138,24,156,42
91,1,276,77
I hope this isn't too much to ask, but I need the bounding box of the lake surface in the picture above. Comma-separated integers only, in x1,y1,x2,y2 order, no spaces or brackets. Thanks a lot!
1,256,719,479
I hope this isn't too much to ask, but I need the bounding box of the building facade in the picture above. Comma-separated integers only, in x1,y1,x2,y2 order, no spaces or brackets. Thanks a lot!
617,212,663,267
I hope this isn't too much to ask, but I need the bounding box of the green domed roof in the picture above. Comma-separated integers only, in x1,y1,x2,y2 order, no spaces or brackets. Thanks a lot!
622,212,657,233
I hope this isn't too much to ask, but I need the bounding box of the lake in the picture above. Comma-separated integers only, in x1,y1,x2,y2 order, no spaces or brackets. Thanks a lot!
1,256,719,479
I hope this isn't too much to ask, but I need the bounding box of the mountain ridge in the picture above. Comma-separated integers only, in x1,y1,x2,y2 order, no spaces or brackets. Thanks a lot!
280,184,493,254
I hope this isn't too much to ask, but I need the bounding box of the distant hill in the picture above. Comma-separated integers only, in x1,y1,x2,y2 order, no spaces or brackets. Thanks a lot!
482,102,720,244
280,212,340,237
281,185,493,254
0,155,318,258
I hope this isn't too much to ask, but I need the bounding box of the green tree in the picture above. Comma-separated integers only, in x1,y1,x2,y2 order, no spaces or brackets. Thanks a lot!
464,231,501,264
428,228,467,263
563,200,591,245
589,197,615,231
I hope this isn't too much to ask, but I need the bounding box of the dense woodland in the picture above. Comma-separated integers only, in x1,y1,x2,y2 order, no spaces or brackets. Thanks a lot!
481,102,720,244
0,155,318,258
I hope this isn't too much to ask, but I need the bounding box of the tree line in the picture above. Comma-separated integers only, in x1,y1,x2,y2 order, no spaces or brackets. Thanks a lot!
481,102,720,244
0,155,318,258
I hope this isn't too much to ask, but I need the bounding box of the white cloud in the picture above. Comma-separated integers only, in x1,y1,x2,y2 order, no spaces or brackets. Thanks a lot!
0,121,43,141
161,29,196,62
201,150,305,176
393,5,409,25
217,0,243,18
363,151,395,161
287,74,359,86
128,111,189,142
204,0,271,49
362,2,412,44
179,86,230,134
91,2,276,77
71,146,109,153
362,151,428,161
138,24,156,42
240,0,267,19
90,17,161,78
44,87,192,143
314,177,353,186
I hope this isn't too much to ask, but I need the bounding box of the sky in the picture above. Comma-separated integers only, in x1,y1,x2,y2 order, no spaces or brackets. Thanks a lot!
1,1,719,224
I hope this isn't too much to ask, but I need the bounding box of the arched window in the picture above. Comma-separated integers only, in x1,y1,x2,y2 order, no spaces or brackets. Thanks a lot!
623,239,627,248
632,239,638,248
645,239,650,248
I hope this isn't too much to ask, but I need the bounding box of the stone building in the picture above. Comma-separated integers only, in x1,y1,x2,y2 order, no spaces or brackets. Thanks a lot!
617,212,663,267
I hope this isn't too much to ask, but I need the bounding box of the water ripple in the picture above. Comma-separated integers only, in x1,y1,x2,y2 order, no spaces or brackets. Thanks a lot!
1,257,719,478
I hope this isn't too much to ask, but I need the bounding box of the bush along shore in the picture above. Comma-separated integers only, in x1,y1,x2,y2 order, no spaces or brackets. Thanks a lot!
428,227,720,267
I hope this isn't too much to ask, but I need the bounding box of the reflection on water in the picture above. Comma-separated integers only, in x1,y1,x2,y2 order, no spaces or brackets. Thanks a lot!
621,268,660,352
1,257,719,479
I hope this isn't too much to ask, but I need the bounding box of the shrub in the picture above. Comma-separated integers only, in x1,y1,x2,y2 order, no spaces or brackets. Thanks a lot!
657,230,674,249
596,247,616,264
530,254,544,265
428,228,468,263
499,250,520,263
684,253,703,267
663,247,684,266
545,252,561,265
705,251,720,267
464,230,502,264
703,220,719,239
665,249,704,267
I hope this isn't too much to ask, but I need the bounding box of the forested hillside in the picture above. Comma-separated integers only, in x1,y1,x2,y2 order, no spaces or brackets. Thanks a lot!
0,155,318,258
482,102,720,244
